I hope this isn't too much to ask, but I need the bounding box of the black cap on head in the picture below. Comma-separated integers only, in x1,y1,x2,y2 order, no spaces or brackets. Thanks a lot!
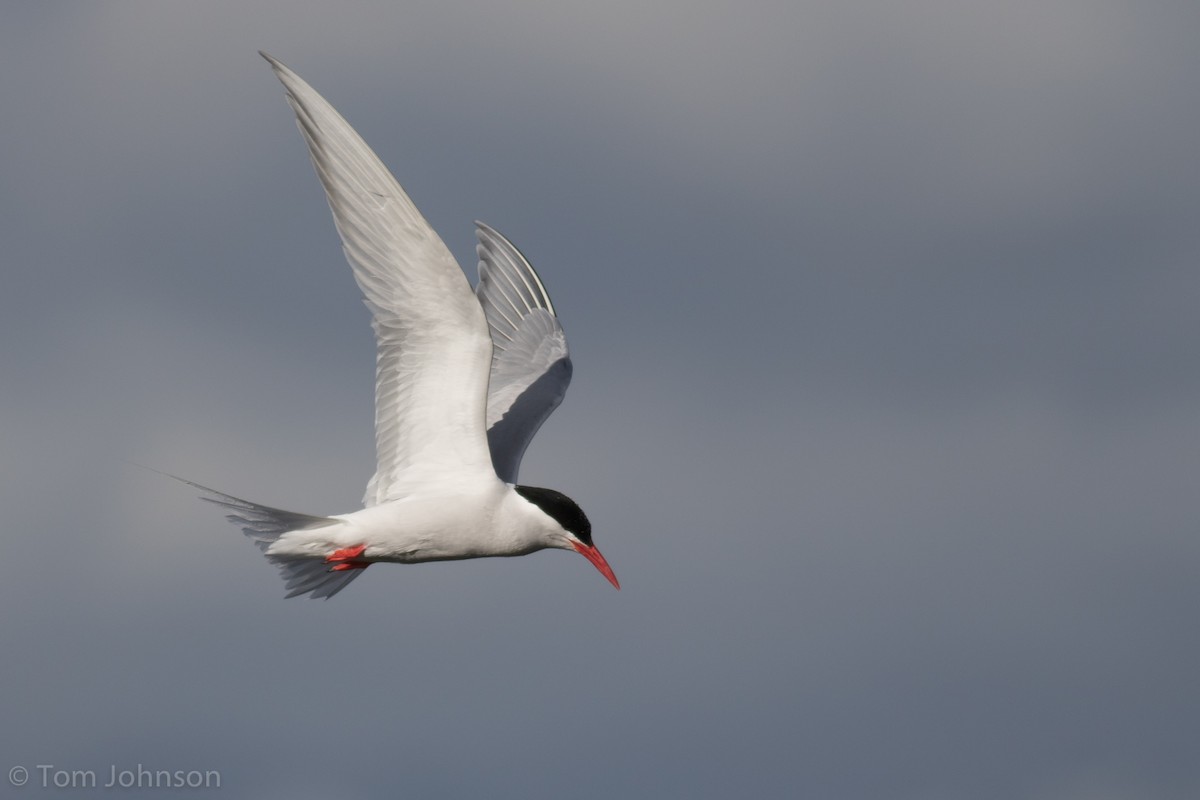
514,485,592,546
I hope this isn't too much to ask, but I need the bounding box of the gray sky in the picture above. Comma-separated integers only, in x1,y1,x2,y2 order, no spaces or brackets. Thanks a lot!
2,2,1199,798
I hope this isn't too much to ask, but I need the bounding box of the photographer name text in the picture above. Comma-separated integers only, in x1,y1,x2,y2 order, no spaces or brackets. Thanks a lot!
9,763,221,790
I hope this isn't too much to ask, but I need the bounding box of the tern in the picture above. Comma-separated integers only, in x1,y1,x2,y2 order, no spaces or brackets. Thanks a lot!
179,53,618,599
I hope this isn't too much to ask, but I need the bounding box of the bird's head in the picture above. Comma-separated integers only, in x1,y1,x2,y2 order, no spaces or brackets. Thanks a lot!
514,485,619,590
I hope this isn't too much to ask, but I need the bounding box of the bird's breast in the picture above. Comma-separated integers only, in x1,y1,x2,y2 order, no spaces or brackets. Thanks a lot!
339,485,544,563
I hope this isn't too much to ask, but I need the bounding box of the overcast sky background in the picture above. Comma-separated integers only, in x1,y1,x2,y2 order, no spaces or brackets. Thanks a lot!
2,2,1198,798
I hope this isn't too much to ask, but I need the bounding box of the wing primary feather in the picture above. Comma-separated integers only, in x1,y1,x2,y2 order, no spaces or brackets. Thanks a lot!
482,248,540,319
476,264,523,336
478,250,534,319
476,220,555,314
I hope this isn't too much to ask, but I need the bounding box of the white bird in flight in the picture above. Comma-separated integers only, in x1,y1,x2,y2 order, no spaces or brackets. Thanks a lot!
179,52,618,598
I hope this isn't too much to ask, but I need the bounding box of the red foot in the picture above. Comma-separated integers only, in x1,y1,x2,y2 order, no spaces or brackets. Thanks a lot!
326,543,370,572
326,544,367,563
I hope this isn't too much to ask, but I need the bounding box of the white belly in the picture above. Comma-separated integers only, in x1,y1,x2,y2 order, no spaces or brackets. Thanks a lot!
264,480,543,563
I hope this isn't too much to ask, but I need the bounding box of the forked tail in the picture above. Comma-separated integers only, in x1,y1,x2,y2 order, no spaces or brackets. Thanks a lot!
170,474,364,600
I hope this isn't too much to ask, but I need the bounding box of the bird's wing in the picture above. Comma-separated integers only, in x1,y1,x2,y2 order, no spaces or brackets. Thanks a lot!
474,222,572,484
263,53,495,506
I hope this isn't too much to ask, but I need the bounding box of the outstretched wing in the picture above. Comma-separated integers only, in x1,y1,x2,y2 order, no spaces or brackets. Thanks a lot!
263,53,495,506
474,222,572,484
